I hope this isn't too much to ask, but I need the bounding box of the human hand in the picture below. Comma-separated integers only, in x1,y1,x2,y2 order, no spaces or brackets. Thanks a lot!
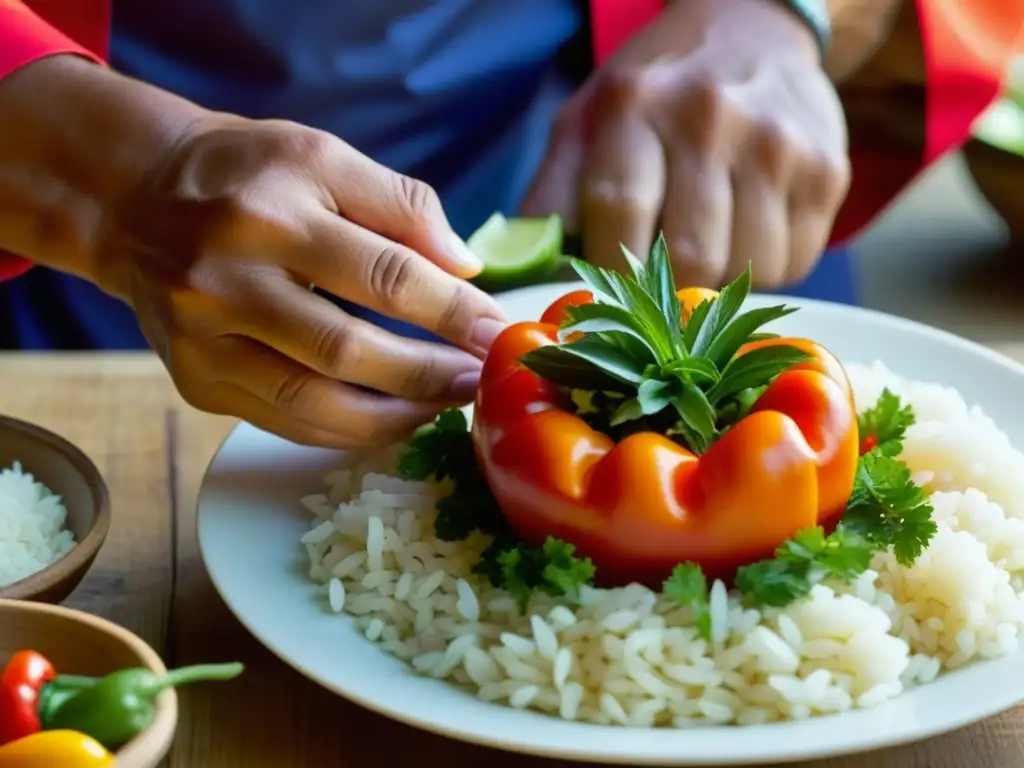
522,0,850,290
101,116,507,448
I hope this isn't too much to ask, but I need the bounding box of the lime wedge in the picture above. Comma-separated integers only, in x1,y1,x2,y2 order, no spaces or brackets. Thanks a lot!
973,98,1024,156
467,213,565,290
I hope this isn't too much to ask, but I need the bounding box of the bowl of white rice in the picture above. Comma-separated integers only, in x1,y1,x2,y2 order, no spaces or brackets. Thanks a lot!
0,415,110,603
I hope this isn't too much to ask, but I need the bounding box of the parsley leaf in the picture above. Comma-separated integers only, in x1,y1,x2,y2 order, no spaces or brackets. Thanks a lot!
735,527,875,607
476,536,596,612
857,388,915,456
663,563,712,640
839,452,937,565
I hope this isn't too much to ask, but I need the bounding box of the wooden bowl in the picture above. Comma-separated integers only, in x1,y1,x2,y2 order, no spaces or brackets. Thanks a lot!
0,415,111,602
963,138,1024,242
0,598,177,768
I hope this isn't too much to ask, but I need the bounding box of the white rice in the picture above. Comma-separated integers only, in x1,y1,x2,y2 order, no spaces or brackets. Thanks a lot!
298,361,1024,726
0,462,76,587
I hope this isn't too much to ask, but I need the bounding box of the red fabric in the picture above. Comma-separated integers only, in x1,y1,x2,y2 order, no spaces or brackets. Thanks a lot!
0,0,108,279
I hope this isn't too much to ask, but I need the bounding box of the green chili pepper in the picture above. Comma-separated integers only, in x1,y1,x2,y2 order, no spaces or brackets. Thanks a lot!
42,662,244,748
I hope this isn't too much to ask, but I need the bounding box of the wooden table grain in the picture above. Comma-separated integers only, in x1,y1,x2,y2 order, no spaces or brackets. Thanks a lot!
3,349,1024,768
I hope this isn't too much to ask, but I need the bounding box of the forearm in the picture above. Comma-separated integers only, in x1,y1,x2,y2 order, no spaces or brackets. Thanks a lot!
0,55,204,290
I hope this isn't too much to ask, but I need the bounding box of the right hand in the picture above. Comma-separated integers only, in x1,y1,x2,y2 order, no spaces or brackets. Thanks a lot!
99,115,508,449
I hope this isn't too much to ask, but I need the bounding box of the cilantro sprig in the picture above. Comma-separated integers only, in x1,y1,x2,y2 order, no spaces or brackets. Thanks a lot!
518,237,809,455
731,389,937,607
857,387,915,456
398,409,596,611
663,563,712,639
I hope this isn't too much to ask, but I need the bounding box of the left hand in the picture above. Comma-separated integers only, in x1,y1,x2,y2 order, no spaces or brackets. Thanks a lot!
521,0,850,290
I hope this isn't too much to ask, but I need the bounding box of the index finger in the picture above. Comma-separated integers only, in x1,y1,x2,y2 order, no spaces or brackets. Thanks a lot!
295,211,508,359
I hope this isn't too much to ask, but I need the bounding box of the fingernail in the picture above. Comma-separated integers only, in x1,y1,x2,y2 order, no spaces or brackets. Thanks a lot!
444,231,483,273
470,316,506,356
449,369,481,401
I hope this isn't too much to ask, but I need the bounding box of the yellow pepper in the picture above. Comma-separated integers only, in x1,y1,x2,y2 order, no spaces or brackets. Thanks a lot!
0,730,115,767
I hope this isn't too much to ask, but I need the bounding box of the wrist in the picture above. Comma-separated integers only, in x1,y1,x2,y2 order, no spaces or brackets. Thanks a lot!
0,55,208,294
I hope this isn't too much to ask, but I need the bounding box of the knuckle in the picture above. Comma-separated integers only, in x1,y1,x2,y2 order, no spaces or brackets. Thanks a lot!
594,67,650,112
271,125,334,166
754,125,796,183
676,80,731,149
395,175,442,223
366,245,423,306
310,321,361,378
269,372,315,412
397,358,441,400
667,239,724,287
434,281,474,340
804,154,851,211
582,180,658,220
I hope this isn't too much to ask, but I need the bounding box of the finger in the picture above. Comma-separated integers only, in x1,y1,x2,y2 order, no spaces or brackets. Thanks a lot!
786,159,850,285
728,173,789,289
520,103,587,231
229,279,482,401
198,337,449,447
580,116,665,272
319,143,483,279
295,213,508,358
659,151,732,289
785,210,832,285
202,383,369,449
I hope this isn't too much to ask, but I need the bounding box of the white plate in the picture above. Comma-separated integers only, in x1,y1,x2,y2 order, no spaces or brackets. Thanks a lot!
198,282,1024,765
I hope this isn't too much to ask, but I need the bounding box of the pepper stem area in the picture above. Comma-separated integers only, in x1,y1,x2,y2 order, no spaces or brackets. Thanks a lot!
142,662,244,694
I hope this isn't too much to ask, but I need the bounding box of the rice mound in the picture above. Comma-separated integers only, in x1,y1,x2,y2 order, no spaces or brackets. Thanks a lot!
298,361,1024,726
0,462,76,587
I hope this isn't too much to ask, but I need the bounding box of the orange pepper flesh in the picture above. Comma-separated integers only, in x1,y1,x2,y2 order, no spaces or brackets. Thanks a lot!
473,288,859,587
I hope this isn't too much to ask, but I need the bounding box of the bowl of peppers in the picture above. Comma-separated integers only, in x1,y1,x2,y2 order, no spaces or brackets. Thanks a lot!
0,598,243,767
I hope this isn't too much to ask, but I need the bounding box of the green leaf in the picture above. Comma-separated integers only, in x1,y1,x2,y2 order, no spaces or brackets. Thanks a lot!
840,451,936,565
563,303,663,359
663,562,712,640
682,299,714,351
619,244,647,281
705,345,811,405
734,526,875,608
556,336,650,385
643,234,684,345
671,382,718,453
858,388,915,456
637,378,678,415
482,536,596,612
690,265,752,357
664,357,721,386
518,345,631,392
703,305,799,369
609,397,644,426
569,257,624,304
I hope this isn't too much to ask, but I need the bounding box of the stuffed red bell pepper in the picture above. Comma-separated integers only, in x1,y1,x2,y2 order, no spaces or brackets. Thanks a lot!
471,240,859,588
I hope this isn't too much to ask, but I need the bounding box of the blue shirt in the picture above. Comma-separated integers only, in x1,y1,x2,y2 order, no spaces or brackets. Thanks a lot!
0,0,857,350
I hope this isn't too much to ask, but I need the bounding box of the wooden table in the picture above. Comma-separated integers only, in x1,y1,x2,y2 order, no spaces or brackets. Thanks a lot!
4,350,1024,768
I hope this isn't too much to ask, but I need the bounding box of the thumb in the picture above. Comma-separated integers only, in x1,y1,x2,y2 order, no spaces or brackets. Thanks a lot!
520,106,587,232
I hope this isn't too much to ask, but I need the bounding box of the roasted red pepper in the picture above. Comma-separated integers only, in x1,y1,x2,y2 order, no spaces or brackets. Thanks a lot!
0,652,54,747
473,283,859,588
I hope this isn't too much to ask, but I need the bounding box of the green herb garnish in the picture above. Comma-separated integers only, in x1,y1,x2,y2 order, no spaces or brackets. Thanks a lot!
517,236,809,454
663,563,712,640
857,387,915,456
399,409,595,610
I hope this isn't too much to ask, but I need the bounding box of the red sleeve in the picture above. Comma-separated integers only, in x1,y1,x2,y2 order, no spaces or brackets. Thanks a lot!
589,0,1024,246
0,0,107,281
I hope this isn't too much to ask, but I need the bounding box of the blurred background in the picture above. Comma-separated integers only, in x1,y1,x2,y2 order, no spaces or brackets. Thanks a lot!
858,63,1024,346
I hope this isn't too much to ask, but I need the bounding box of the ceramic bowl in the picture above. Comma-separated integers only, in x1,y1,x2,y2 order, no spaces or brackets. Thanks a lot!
0,598,178,768
0,415,111,602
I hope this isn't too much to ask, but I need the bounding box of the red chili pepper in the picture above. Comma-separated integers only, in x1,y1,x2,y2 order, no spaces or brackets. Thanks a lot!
859,434,879,455
0,651,55,746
